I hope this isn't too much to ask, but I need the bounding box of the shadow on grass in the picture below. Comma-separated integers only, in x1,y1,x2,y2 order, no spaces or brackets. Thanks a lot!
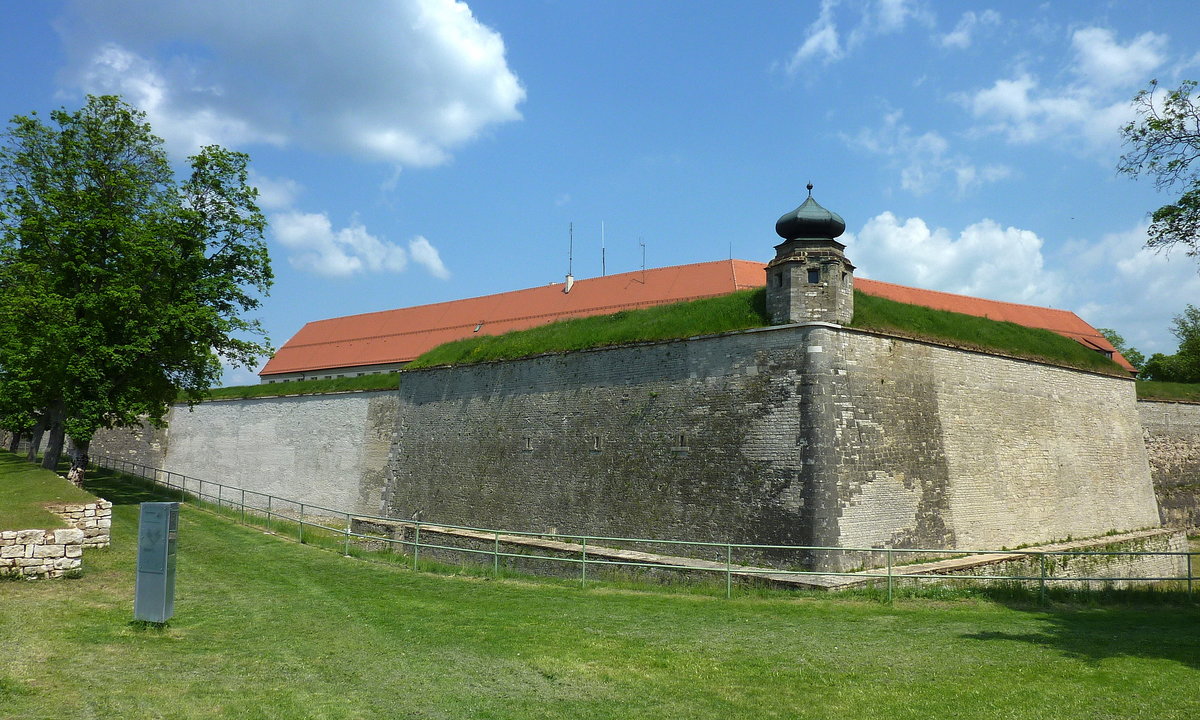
962,587,1200,669
82,468,184,506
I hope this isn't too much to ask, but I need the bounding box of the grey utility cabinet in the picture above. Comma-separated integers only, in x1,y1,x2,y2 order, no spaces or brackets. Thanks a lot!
134,501,179,623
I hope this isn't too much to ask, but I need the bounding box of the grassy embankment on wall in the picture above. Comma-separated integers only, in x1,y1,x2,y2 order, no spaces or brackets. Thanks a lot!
0,452,97,529
1,458,1198,719
1136,381,1200,403
201,287,1133,400
409,288,1128,375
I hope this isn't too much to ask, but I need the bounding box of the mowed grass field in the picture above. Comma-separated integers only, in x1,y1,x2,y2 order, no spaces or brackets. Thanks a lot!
2,470,1199,719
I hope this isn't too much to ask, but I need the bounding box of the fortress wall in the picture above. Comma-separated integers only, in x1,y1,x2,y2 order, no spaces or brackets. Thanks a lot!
1138,400,1200,528
387,326,825,563
388,325,1162,569
90,391,398,516
836,333,1161,552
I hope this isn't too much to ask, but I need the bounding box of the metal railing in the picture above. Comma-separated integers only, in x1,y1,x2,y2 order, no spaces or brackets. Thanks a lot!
90,454,1196,602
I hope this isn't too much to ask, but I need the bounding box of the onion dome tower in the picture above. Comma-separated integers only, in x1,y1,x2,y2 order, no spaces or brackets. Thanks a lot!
765,184,854,325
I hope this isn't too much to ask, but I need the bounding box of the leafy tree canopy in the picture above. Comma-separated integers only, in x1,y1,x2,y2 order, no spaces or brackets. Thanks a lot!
1096,328,1146,369
0,95,272,480
1138,305,1200,382
1118,79,1200,258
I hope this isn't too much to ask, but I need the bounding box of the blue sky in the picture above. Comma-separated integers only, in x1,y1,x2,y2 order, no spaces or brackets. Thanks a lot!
2,1,1199,384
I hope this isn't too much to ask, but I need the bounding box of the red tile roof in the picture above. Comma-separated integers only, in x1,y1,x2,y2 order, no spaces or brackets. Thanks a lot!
260,259,1134,376
260,259,764,376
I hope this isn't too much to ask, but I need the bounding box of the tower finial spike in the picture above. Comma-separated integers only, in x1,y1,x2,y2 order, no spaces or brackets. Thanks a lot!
806,182,814,197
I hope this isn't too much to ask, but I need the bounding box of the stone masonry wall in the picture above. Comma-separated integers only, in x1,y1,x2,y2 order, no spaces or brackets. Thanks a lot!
387,324,1161,570
834,332,1160,552
90,390,398,516
1138,400,1200,529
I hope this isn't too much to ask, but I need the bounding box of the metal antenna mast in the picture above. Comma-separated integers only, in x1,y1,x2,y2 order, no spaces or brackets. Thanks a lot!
640,237,646,284
601,221,606,276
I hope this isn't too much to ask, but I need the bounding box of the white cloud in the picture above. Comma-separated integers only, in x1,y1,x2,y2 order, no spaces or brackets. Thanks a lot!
272,211,407,277
1071,27,1166,89
788,0,842,69
940,9,1000,50
60,0,525,166
850,212,1060,306
249,172,302,211
409,236,451,279
845,111,1011,196
271,210,451,280
1062,223,1200,355
963,26,1168,153
787,0,930,70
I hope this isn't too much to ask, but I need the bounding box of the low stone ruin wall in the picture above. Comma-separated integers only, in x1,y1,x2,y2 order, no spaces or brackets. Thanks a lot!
0,499,112,579
1,528,86,578
44,499,113,549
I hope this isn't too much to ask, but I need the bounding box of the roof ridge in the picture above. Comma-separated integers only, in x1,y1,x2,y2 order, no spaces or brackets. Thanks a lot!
857,276,1081,316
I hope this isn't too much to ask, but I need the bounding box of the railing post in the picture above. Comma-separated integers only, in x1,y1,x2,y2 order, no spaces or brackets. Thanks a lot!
725,544,732,599
413,521,421,571
493,532,500,578
1039,553,1047,605
266,494,273,532
581,537,588,588
1188,552,1194,603
299,504,305,544
344,512,351,556
887,548,894,605
240,488,246,525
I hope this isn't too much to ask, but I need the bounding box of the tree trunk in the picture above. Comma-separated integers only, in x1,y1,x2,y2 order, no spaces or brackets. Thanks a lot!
41,403,66,472
67,437,90,488
6,431,19,453
27,419,45,463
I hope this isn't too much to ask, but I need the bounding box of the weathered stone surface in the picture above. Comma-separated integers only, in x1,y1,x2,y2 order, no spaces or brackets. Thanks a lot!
53,529,85,545
32,544,64,558
1139,400,1200,529
385,324,1159,570
89,389,398,516
1,545,25,558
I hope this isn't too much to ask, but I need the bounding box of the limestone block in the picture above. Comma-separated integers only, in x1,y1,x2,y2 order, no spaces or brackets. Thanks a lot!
16,557,44,567
1,531,15,540
1,545,25,558
32,544,64,558
65,545,83,558
0,557,13,567
53,529,85,545
22,566,44,576
15,529,42,544
54,557,80,569
84,527,105,537
97,518,111,528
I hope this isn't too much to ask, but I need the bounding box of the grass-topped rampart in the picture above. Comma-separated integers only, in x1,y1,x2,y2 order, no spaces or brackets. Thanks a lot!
1135,380,1200,403
202,287,1128,400
407,288,769,368
196,371,402,401
0,452,97,529
408,287,1127,376
849,291,1127,376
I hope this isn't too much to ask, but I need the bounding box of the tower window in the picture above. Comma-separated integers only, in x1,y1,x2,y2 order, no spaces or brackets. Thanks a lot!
774,272,783,287
807,267,820,283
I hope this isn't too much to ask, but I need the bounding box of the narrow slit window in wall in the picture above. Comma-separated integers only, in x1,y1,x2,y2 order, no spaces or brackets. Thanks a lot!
591,436,602,452
522,437,533,452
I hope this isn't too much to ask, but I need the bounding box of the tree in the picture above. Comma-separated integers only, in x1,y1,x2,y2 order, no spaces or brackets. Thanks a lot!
1136,305,1200,382
1118,79,1200,258
1097,328,1146,369
0,95,272,484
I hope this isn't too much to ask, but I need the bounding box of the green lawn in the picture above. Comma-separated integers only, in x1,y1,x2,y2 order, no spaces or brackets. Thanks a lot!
0,452,96,530
0,466,1197,719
